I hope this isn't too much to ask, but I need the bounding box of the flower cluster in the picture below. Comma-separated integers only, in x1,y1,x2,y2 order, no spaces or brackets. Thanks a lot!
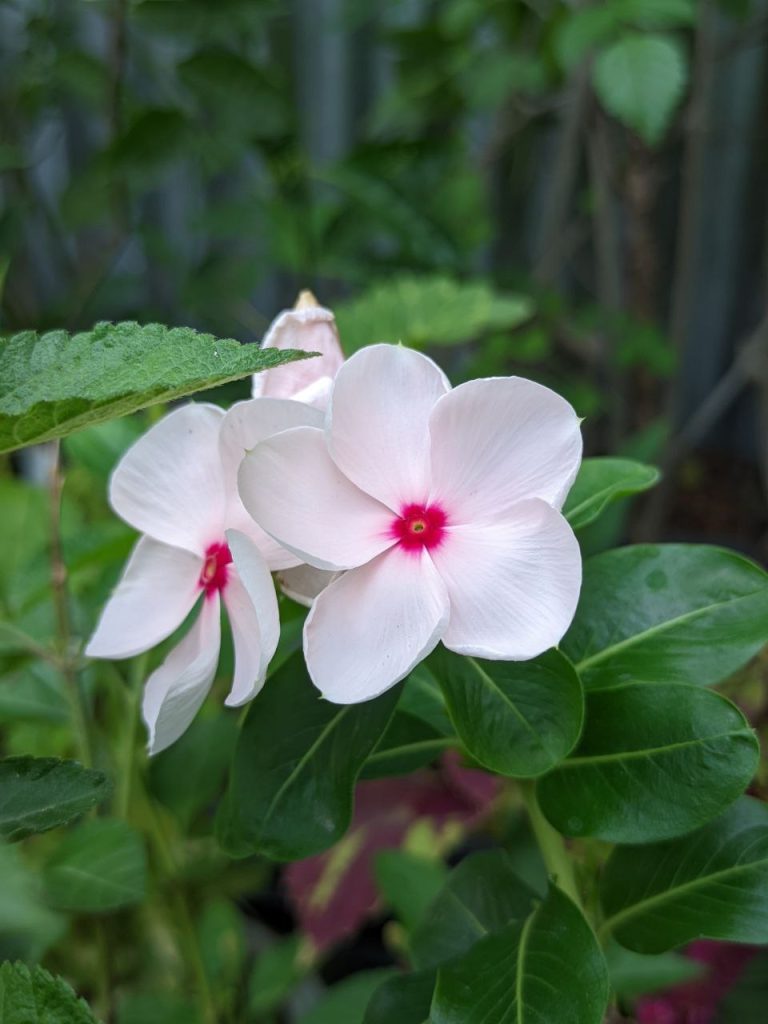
88,296,583,752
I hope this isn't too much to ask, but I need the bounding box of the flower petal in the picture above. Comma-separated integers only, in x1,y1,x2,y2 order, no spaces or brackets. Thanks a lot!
327,344,450,512
304,548,450,703
142,592,221,755
223,530,280,707
277,564,338,607
239,426,394,571
252,303,344,404
431,499,581,659
110,403,226,553
221,398,325,570
86,537,202,660
428,377,582,522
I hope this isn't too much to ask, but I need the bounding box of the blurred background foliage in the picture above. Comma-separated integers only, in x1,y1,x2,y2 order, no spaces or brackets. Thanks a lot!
4,2,768,1021
2,0,768,552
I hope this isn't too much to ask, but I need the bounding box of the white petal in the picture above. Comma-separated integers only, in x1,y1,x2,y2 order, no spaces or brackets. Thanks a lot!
86,537,202,659
220,398,325,570
223,530,280,706
428,377,582,522
304,548,450,703
142,593,221,755
110,403,226,553
252,305,344,404
277,564,338,607
239,426,394,571
431,499,582,659
327,344,450,512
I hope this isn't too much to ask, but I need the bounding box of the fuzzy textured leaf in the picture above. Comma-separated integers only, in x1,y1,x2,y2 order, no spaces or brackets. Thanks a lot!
217,652,399,861
0,321,312,453
600,798,768,953
537,682,758,843
0,757,111,842
0,962,98,1023
563,545,768,691
431,887,609,1024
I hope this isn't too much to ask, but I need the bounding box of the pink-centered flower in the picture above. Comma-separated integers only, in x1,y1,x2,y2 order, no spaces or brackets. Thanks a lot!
86,398,318,753
251,292,344,409
238,344,583,703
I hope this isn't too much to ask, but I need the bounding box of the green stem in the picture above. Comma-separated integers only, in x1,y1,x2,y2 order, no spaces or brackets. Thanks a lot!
520,781,581,907
115,653,148,819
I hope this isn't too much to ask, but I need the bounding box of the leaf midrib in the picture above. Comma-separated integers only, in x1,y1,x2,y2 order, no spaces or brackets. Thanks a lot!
558,728,755,767
467,659,547,751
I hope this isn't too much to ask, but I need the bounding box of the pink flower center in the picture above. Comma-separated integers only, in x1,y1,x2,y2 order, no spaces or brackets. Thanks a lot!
391,503,447,552
199,541,232,596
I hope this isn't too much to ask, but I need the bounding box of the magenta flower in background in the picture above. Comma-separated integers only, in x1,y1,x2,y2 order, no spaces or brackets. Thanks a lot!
86,399,317,753
239,343,583,703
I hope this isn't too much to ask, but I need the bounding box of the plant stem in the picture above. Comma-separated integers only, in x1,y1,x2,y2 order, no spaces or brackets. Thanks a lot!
116,653,148,819
48,441,93,767
520,781,581,908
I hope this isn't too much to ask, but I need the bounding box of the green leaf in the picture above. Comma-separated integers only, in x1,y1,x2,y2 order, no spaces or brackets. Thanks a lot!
248,935,308,1016
555,1,694,69
0,961,99,1023
604,942,704,1001
43,818,147,913
434,649,583,778
600,797,768,953
592,34,687,146
431,887,609,1024
361,712,453,779
0,845,64,961
0,757,111,842
374,850,449,932
563,457,660,530
0,322,312,454
217,652,399,860
562,545,768,691
410,850,537,970
298,970,398,1024
334,276,533,353
364,970,436,1024
537,682,758,843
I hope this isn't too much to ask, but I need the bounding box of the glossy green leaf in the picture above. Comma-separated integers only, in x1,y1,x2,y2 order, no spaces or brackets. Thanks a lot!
600,798,768,953
375,850,449,932
298,970,398,1024
435,649,583,778
563,545,768,691
364,970,436,1024
593,34,687,146
411,849,537,970
563,457,659,530
537,682,758,843
0,758,111,842
217,653,399,860
432,887,609,1024
0,321,312,454
361,712,453,779
43,819,147,912
0,962,98,1024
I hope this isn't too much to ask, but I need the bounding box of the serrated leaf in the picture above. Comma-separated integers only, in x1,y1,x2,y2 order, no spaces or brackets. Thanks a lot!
434,649,583,778
411,850,538,970
217,652,399,861
43,818,147,913
592,34,687,146
563,457,660,530
431,887,609,1024
600,797,768,953
0,758,111,842
0,321,312,454
0,961,99,1023
537,682,758,843
562,545,768,691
